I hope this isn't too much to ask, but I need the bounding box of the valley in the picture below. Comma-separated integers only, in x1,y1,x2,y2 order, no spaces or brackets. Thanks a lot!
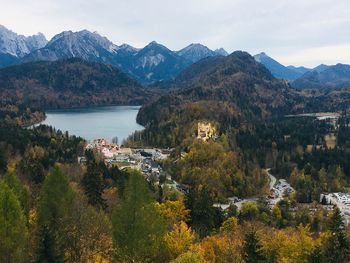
1,22,350,263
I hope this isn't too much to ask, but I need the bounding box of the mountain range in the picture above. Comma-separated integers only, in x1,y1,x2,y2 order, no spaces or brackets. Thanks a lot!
135,51,350,148
253,52,350,90
253,52,331,81
0,25,227,84
138,51,302,126
1,25,349,90
0,25,47,68
292,63,350,90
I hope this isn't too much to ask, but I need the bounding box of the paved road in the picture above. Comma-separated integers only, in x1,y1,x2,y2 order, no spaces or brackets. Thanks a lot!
266,169,284,206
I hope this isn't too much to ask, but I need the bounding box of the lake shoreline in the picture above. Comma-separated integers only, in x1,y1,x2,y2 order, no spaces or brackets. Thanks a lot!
40,105,144,143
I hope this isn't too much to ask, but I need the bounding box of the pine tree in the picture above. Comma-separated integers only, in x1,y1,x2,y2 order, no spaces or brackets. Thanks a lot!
309,246,323,263
185,188,222,238
243,230,266,263
36,166,74,262
81,161,106,209
321,195,328,205
0,149,7,173
112,171,166,262
36,225,63,263
3,171,30,219
323,206,350,263
329,206,344,233
0,181,28,262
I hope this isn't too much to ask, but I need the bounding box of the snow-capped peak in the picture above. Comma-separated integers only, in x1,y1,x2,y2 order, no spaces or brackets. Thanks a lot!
177,43,219,63
0,24,47,57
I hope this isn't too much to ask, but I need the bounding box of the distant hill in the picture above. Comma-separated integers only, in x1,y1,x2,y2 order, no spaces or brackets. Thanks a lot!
123,41,191,83
177,43,227,63
0,53,18,68
137,51,302,128
313,64,330,73
215,48,229,56
254,52,302,80
287,65,310,75
292,64,350,90
0,59,150,108
254,52,333,81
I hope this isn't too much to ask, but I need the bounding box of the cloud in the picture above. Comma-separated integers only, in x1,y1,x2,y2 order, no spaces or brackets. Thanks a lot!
0,0,349,66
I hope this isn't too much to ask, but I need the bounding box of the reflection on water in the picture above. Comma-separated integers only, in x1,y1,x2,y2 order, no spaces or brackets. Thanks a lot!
42,105,143,143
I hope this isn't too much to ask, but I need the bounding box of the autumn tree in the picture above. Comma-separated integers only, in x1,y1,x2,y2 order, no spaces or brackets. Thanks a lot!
165,221,196,260
171,249,204,263
156,200,190,227
64,192,112,262
239,202,259,222
220,216,238,234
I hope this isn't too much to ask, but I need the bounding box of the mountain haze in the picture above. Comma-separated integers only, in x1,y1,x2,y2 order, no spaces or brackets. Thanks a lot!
254,52,302,80
177,43,227,63
292,64,350,89
0,26,233,84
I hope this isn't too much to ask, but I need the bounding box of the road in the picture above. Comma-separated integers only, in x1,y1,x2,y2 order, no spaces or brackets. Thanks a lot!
266,168,276,190
266,168,284,206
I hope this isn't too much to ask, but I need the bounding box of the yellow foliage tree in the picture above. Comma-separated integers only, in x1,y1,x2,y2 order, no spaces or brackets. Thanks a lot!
220,216,238,234
261,225,314,263
198,234,244,263
156,200,190,227
165,221,196,260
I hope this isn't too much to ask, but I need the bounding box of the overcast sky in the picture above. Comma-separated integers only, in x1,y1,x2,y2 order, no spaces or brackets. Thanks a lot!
1,0,349,67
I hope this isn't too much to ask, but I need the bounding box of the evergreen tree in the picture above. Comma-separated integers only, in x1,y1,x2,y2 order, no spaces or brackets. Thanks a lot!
185,188,223,238
243,230,266,263
0,149,7,173
36,225,63,263
321,195,328,205
112,171,166,262
329,206,344,233
109,166,129,197
36,166,74,263
309,246,323,263
3,171,30,219
81,151,106,209
0,181,28,262
323,207,350,263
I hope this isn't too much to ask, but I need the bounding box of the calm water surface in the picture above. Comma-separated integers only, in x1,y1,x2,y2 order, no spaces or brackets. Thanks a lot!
42,106,143,143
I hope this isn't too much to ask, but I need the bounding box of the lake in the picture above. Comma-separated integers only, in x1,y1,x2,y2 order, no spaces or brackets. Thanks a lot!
41,106,144,143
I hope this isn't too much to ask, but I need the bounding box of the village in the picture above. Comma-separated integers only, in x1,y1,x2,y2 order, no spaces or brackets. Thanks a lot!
80,119,350,224
80,138,174,183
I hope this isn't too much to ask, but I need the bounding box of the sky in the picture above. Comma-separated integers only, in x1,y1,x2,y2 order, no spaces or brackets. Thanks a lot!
1,0,350,67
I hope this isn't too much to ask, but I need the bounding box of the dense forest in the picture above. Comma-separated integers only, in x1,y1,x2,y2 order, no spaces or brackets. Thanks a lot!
0,59,155,108
1,51,350,262
1,106,350,262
